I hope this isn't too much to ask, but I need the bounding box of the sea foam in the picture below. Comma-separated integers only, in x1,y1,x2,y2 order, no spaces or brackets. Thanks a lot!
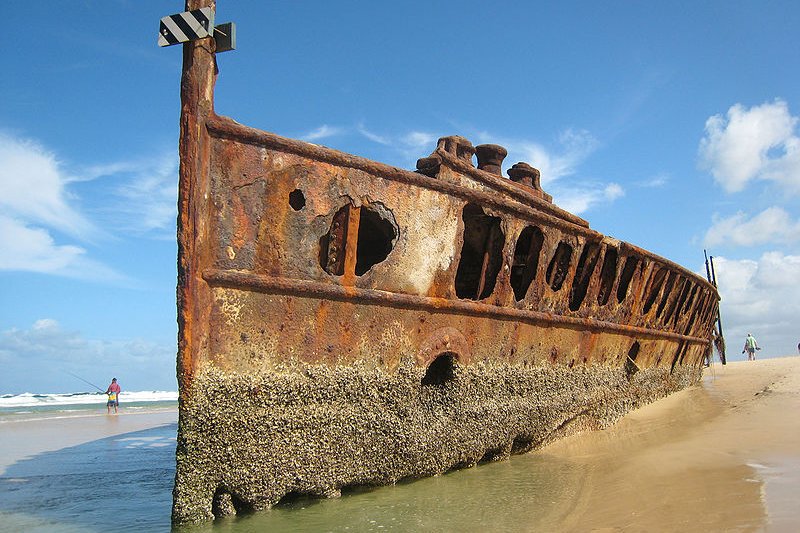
0,391,178,408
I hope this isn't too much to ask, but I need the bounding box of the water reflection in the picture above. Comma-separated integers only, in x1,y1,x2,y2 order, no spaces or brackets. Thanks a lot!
180,452,589,533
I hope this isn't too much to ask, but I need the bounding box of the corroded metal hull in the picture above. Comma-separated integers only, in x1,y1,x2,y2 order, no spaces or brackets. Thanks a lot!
172,3,719,523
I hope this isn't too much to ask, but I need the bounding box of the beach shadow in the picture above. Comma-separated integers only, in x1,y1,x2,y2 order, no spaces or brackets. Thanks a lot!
0,423,177,532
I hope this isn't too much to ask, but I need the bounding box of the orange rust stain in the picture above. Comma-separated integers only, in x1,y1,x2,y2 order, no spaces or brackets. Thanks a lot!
578,331,599,363
313,299,331,360
231,195,248,250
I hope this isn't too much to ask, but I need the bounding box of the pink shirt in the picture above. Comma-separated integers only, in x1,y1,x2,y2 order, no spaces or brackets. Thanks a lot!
108,383,121,394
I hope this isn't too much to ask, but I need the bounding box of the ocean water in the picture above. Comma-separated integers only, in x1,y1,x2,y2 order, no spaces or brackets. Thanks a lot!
0,391,178,422
0,422,177,532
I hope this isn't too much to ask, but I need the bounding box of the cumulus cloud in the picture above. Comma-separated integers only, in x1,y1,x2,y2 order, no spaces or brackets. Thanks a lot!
0,319,176,393
704,207,800,248
699,100,800,194
711,253,800,358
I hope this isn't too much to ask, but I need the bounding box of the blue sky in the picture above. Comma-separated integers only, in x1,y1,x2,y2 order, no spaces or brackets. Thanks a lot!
2,1,799,394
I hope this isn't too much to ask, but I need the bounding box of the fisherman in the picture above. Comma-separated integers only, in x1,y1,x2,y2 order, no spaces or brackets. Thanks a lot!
105,378,121,414
742,333,760,361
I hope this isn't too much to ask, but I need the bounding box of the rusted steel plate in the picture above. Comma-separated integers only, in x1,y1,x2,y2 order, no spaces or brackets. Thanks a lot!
172,0,720,523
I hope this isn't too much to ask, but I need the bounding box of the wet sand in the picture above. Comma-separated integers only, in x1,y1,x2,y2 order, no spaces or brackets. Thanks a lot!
0,408,177,475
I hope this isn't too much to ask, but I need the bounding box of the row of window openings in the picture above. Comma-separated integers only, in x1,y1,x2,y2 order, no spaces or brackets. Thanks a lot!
424,339,692,389
454,204,706,322
310,197,704,323
423,337,699,388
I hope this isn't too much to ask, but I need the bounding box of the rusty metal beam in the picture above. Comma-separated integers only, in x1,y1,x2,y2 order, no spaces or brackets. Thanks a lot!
203,268,712,346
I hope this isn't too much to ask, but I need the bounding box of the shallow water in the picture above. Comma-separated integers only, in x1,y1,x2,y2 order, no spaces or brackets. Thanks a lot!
0,423,177,532
0,420,588,532
0,381,776,532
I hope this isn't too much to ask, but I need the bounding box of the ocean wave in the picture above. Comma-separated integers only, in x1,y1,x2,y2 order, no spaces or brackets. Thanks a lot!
0,391,178,408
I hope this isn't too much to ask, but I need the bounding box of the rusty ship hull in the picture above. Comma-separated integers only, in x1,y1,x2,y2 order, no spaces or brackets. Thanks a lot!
172,2,719,523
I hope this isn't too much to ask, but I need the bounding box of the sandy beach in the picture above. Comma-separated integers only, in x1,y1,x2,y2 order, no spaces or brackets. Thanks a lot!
1,357,798,531
0,409,177,475
543,356,800,531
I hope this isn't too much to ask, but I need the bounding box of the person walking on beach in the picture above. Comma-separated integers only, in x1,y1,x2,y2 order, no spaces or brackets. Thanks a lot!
742,333,760,361
105,378,121,414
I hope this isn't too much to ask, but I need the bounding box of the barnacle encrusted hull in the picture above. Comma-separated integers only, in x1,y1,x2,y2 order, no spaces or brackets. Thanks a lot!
172,1,719,524
173,360,701,522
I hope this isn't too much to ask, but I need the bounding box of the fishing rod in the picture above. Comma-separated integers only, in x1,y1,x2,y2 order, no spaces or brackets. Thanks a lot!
65,371,106,393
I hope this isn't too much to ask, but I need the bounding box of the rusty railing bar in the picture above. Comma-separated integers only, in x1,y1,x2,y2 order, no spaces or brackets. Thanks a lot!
203,268,712,346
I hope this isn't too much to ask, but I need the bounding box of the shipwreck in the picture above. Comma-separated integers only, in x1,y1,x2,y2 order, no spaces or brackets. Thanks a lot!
171,1,721,523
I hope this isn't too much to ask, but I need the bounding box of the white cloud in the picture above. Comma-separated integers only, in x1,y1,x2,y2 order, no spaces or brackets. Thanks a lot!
477,128,599,185
301,124,343,142
0,319,176,393
699,100,800,194
0,215,84,271
711,253,800,359
0,132,95,239
762,135,800,193
0,318,85,357
294,123,616,215
0,132,124,279
0,215,126,281
0,131,175,277
605,183,625,200
704,207,800,248
475,128,622,214
554,182,625,215
91,154,178,236
357,123,390,145
637,173,669,188
402,131,438,150
556,129,600,171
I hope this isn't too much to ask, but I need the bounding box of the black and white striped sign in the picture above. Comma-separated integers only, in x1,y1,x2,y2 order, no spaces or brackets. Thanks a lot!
158,8,215,47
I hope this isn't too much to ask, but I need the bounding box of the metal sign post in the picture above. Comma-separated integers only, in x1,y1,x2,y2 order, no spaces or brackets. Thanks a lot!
158,7,235,52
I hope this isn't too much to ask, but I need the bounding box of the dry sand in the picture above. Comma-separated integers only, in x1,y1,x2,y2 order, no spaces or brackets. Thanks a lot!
541,356,800,532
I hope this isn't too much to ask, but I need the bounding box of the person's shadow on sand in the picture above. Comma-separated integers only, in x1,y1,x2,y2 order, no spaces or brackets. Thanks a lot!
0,423,177,532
